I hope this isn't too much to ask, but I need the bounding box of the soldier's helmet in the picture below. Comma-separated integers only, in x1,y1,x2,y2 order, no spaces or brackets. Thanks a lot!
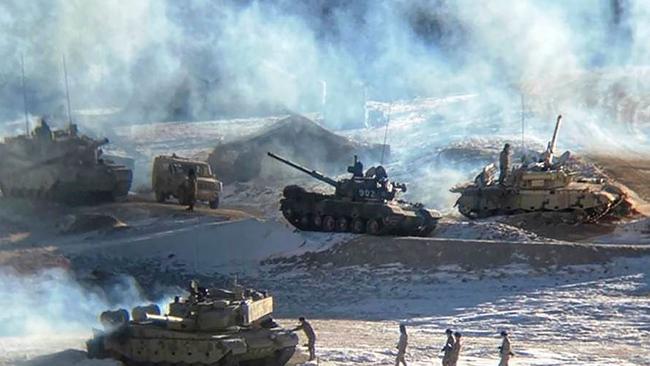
454,332,462,338
500,330,508,336
504,143,511,150
445,328,453,334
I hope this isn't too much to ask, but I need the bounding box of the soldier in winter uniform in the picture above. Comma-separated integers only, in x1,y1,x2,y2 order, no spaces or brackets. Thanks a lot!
449,332,462,366
294,317,316,361
441,328,455,366
395,324,408,366
185,168,198,211
499,143,512,185
498,330,514,366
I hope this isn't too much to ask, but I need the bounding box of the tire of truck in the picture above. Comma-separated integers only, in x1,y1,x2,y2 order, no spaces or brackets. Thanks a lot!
209,197,220,209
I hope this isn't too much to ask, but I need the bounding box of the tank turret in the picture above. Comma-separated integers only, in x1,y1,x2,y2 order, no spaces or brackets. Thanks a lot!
267,152,440,236
0,122,132,203
87,281,298,365
267,152,405,202
451,115,633,221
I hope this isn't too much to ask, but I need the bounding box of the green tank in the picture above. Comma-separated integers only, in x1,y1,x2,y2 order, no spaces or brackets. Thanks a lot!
267,152,440,236
451,115,633,221
87,282,298,366
0,121,132,203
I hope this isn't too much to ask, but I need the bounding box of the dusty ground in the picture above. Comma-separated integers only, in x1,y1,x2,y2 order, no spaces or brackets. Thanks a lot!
587,153,650,210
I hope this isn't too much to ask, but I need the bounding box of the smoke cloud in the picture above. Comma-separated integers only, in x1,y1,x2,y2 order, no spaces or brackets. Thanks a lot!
0,266,154,336
0,0,647,135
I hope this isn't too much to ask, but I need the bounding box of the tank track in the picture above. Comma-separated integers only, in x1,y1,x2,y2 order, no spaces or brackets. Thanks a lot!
88,335,295,366
458,204,623,223
281,204,436,236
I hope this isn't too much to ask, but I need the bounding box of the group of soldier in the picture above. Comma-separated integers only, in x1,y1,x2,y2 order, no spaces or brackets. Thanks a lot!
293,318,515,365
396,325,513,366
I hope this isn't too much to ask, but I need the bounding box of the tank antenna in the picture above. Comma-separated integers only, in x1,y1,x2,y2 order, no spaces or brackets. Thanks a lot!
520,93,525,151
380,103,392,165
20,54,29,135
62,54,73,126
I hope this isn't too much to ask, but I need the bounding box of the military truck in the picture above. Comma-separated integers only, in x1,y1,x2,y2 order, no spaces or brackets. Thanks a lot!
152,154,222,209
267,152,440,236
451,115,632,221
87,281,298,365
0,120,132,203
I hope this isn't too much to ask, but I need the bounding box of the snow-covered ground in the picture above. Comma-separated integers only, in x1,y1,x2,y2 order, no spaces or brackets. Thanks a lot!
2,256,648,366
1,93,650,366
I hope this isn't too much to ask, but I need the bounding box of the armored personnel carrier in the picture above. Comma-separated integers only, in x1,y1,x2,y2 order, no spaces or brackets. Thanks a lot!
0,120,132,203
451,115,632,221
267,152,440,236
87,281,298,366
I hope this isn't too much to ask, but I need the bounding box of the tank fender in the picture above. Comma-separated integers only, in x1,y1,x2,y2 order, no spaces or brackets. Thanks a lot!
273,331,300,347
221,338,248,355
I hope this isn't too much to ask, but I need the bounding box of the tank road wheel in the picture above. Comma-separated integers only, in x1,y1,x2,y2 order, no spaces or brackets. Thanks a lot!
322,216,336,232
299,214,312,229
335,217,349,232
367,219,382,235
351,218,366,234
313,215,323,229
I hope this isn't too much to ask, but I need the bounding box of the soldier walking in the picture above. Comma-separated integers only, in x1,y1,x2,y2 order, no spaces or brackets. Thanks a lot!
293,317,316,361
449,332,462,366
498,330,514,366
441,328,455,366
499,143,512,185
185,168,198,211
395,324,408,366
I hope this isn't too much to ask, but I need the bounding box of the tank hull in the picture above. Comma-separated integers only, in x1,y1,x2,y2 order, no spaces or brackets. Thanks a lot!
454,183,627,221
280,185,439,236
87,325,297,366
0,164,132,203
0,131,132,204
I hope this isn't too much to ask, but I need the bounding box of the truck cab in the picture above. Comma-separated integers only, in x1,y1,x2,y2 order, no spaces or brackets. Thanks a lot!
152,155,222,208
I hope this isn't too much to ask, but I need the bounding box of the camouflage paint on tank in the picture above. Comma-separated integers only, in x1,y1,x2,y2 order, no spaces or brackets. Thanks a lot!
267,152,440,236
450,115,632,222
0,123,132,203
87,282,298,366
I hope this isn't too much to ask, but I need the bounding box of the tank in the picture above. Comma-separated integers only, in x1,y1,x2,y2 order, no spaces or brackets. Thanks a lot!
451,115,633,221
0,121,132,203
87,281,298,366
267,152,441,236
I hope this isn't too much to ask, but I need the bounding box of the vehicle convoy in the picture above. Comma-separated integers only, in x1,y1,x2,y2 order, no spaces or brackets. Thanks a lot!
87,281,298,366
267,152,441,236
152,154,222,209
450,115,632,221
0,120,132,203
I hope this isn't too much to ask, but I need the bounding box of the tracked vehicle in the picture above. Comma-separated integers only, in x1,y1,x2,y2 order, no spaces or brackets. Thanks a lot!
267,152,440,236
87,281,298,366
0,121,132,203
451,115,632,221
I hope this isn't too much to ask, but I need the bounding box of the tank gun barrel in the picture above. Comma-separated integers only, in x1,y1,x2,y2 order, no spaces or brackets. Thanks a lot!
267,152,338,187
549,114,562,154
